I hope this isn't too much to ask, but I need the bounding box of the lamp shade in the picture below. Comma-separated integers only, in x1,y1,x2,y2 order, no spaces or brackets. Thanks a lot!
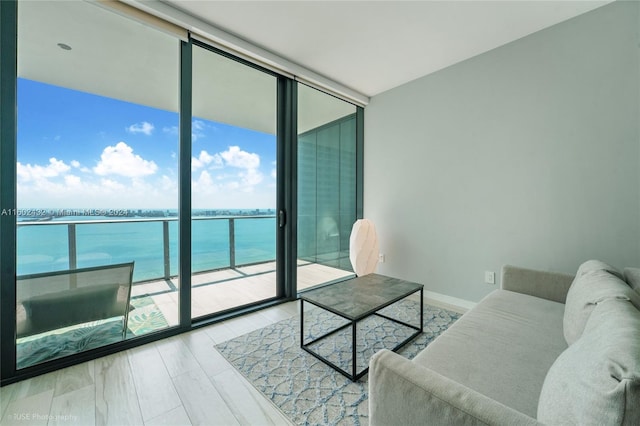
349,219,379,276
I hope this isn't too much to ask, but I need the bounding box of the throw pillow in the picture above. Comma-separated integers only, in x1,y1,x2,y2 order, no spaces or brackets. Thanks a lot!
538,298,640,425
623,267,640,295
563,269,640,345
575,259,623,280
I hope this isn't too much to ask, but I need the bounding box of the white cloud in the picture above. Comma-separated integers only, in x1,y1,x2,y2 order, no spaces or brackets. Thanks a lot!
100,178,125,191
64,175,82,187
220,146,260,169
192,120,206,141
71,160,81,168
194,170,214,187
239,168,263,187
191,146,265,194
126,121,154,136
163,120,208,141
160,175,177,193
192,170,220,199
198,150,216,165
192,120,206,131
17,158,71,182
191,150,223,171
93,142,158,178
163,126,178,136
17,158,178,209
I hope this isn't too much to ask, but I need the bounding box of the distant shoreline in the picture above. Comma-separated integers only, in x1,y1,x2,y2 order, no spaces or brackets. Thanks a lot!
10,208,276,222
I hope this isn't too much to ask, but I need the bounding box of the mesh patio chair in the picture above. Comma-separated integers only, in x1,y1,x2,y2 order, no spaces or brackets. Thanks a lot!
16,262,135,339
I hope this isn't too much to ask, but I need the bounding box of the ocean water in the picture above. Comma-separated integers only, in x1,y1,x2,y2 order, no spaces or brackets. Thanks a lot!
17,216,276,282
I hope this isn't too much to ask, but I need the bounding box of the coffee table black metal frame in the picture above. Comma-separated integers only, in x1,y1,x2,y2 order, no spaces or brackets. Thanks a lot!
300,274,424,381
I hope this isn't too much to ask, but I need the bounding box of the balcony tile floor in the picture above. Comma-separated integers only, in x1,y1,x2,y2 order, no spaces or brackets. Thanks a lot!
132,261,355,326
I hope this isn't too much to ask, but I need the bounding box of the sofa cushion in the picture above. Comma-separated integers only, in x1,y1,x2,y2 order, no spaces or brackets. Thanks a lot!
413,289,566,417
563,269,640,345
538,298,640,425
623,267,640,294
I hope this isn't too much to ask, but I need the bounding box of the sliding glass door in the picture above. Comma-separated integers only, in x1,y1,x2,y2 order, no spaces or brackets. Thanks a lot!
14,0,180,369
190,44,279,318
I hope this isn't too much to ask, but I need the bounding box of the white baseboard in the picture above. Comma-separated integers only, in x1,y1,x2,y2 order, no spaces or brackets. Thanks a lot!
422,290,476,313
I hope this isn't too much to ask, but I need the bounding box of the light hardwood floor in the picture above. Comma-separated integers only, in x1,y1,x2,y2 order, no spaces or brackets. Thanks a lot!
1,301,301,426
2,264,467,426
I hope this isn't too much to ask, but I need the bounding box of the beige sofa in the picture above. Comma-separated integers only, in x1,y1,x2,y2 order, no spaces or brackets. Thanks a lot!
368,260,640,425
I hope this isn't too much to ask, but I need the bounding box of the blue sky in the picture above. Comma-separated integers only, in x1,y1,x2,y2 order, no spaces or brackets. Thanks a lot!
17,79,277,209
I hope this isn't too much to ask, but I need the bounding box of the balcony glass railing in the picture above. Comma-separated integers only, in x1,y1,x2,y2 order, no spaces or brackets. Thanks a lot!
17,216,276,283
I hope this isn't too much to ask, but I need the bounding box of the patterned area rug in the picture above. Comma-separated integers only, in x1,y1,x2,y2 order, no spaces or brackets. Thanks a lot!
16,296,169,369
215,299,460,425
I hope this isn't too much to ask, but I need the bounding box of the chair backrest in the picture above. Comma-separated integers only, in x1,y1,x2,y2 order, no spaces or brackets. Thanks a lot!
16,262,134,338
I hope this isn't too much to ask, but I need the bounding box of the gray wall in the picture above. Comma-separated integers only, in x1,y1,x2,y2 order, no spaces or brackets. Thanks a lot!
364,1,640,302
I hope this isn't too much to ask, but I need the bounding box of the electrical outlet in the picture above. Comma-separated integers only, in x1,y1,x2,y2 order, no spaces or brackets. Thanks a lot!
484,271,495,284
378,253,385,263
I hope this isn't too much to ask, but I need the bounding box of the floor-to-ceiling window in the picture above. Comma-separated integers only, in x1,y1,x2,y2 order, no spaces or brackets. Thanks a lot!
190,43,279,318
297,84,359,291
0,0,363,385
14,0,180,369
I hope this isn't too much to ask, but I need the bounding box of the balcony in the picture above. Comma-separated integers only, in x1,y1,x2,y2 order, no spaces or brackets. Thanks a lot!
17,215,354,328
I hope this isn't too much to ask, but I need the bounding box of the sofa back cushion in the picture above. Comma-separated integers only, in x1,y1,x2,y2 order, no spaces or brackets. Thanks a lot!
563,268,640,345
538,298,640,425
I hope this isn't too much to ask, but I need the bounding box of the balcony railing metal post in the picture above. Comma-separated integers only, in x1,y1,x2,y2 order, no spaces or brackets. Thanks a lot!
163,220,170,280
229,218,236,269
68,223,77,270
68,223,77,288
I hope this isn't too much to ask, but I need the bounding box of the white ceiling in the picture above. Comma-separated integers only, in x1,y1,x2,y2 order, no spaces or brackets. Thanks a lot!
17,0,613,136
163,0,613,98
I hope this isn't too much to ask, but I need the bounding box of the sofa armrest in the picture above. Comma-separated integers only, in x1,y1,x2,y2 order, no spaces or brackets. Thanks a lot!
369,349,540,426
501,265,574,304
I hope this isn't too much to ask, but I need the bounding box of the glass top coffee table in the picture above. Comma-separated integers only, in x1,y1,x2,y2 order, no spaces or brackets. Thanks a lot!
300,273,423,381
